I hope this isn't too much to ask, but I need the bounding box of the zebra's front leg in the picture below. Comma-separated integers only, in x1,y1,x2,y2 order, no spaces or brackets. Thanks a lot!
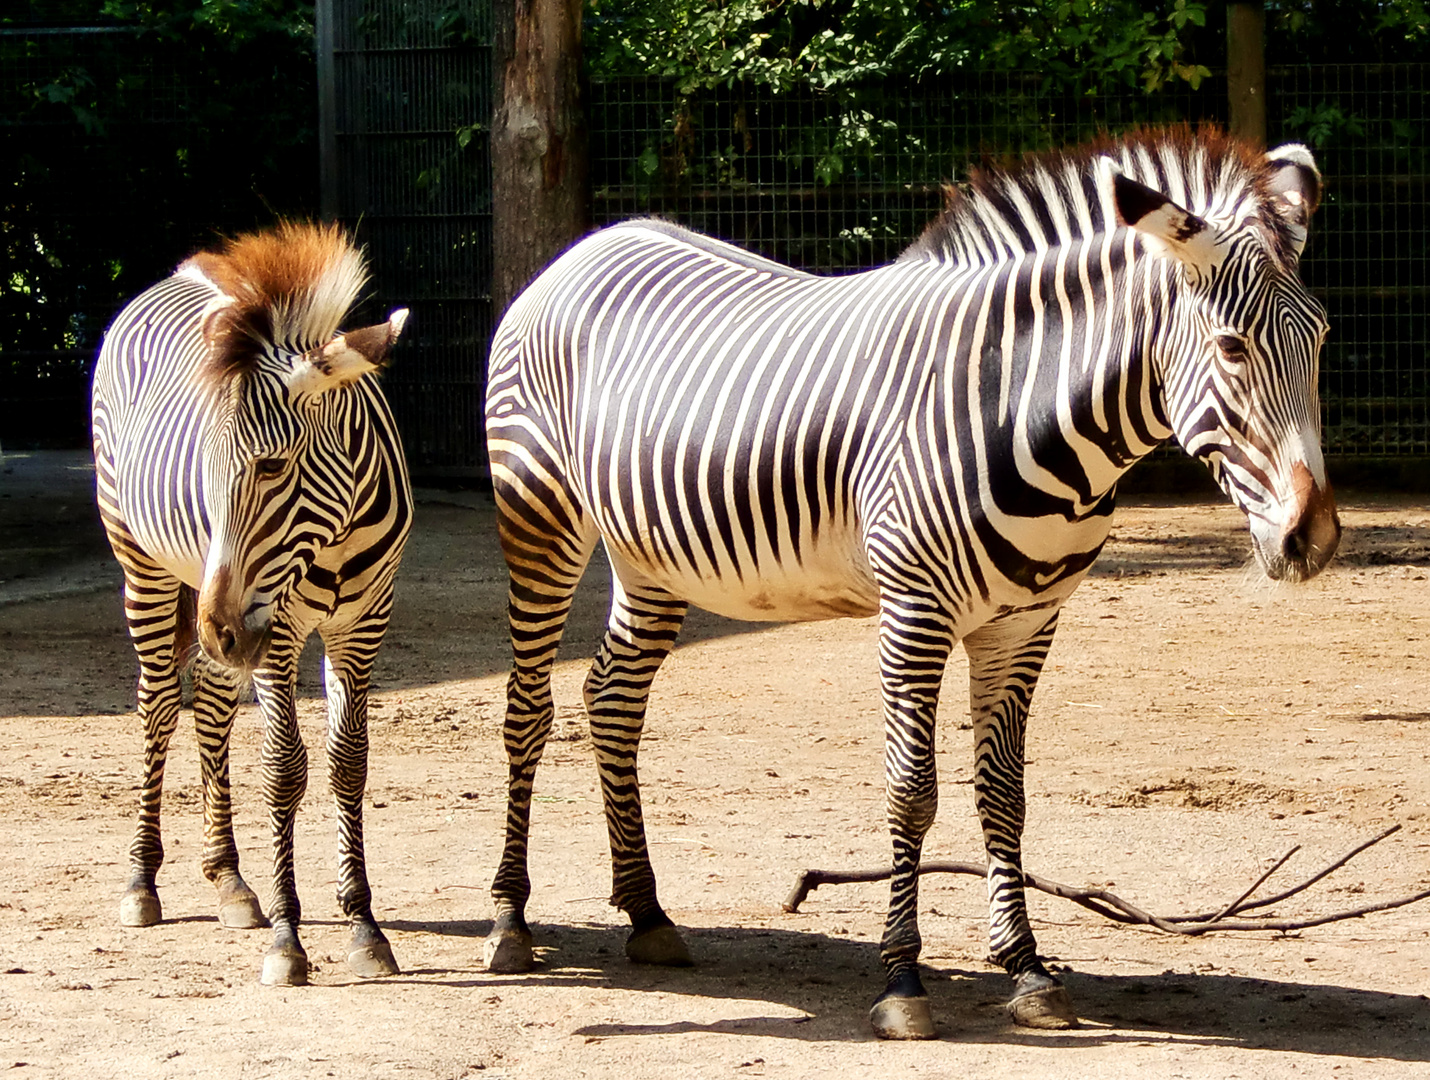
869,608,953,1040
251,636,311,986
321,624,399,978
963,610,1077,1029
192,659,266,929
118,570,183,927
586,574,690,966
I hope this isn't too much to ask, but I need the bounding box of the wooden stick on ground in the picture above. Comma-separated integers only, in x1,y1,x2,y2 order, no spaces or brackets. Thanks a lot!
781,825,1430,935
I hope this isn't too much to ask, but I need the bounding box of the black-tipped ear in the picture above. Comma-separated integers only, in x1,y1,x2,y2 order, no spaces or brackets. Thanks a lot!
1265,144,1321,259
1111,172,1175,230
1098,157,1220,278
286,308,409,396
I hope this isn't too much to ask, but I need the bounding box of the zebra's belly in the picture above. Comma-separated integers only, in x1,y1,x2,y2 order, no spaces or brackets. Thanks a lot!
115,469,210,588
606,542,882,623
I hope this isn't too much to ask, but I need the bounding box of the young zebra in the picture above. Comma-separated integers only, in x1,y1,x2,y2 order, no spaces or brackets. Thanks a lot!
483,128,1341,1037
91,222,413,986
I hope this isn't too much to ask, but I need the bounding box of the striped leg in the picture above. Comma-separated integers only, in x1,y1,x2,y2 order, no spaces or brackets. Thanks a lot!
585,569,690,965
483,474,597,973
117,564,185,927
191,659,266,928
963,609,1077,1029
320,608,399,978
249,630,312,986
869,600,954,1040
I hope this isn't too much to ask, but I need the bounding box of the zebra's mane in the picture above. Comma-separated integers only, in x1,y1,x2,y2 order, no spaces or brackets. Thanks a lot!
178,221,368,385
902,126,1299,270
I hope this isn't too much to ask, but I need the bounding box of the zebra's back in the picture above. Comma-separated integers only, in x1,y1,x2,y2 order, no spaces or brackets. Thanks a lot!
487,221,979,620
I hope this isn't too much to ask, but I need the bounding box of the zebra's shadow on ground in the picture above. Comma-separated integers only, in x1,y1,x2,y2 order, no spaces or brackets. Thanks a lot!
382,917,1430,1059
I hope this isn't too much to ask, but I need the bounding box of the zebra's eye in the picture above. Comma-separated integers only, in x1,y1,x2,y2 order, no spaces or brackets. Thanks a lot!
1215,334,1250,362
253,457,287,479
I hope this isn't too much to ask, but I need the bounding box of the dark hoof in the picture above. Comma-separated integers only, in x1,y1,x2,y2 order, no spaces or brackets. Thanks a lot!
119,889,161,927
1009,978,1078,1029
625,924,692,966
870,994,936,1040
217,883,267,930
349,940,400,978
870,970,936,1040
483,928,534,974
261,943,309,987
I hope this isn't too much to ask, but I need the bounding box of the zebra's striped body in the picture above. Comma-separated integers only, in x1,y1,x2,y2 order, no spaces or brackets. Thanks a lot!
483,130,1339,1036
91,222,413,986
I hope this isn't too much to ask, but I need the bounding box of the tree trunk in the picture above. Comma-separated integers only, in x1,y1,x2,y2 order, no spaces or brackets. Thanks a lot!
1227,1,1267,147
491,0,587,321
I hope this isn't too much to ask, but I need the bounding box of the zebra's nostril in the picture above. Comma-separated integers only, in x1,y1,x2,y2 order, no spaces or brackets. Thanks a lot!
206,614,237,658
1283,527,1309,562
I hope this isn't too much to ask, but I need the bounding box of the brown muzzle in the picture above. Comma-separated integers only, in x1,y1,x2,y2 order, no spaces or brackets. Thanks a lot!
1279,463,1341,580
197,565,272,671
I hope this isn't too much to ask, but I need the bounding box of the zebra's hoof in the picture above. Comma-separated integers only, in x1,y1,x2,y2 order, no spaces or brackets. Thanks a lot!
483,929,534,974
625,924,693,966
1008,983,1078,1029
119,889,161,927
217,886,267,930
349,941,400,978
869,995,937,1040
260,944,309,987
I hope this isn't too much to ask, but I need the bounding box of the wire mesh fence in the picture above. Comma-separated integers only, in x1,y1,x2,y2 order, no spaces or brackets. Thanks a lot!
1272,65,1430,457
590,67,1430,458
1,17,316,451
591,73,1217,273
3,35,1426,467
3,28,206,449
323,0,493,472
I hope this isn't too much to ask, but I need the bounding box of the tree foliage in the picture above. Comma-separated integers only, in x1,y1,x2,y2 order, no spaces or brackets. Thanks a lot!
586,0,1215,95
1266,0,1430,62
587,0,1430,94
2,0,317,446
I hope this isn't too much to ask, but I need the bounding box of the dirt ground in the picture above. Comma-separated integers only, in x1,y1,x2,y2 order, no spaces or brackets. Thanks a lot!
1,449,1428,1080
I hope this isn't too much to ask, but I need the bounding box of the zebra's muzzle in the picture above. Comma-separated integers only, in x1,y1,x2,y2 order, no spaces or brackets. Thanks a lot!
197,567,274,671
198,609,273,671
1255,463,1340,582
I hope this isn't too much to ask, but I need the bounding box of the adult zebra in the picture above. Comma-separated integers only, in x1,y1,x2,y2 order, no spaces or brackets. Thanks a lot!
91,222,413,986
483,128,1340,1037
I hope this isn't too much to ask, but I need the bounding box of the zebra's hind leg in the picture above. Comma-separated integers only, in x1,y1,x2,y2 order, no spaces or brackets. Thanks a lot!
585,566,690,966
484,483,598,974
116,563,185,928
321,608,400,979
963,610,1078,1030
869,604,954,1040
250,631,312,986
192,657,266,929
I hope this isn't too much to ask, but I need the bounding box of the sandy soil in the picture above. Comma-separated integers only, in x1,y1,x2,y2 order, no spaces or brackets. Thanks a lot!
1,450,1428,1079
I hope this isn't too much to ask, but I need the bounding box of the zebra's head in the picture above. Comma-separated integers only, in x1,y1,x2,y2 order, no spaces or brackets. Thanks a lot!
1101,140,1340,583
185,223,408,671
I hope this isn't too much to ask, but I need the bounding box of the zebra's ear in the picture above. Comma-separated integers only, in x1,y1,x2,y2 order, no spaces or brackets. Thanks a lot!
1265,144,1321,259
1098,157,1221,280
287,308,409,396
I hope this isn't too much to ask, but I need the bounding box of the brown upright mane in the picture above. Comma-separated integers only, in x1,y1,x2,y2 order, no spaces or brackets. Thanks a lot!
179,220,367,385
902,125,1301,270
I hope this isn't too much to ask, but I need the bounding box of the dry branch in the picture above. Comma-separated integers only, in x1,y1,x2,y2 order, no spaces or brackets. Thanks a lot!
782,825,1430,935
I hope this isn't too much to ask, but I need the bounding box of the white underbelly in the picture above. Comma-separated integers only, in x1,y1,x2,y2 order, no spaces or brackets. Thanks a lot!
605,540,881,622
116,478,209,589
